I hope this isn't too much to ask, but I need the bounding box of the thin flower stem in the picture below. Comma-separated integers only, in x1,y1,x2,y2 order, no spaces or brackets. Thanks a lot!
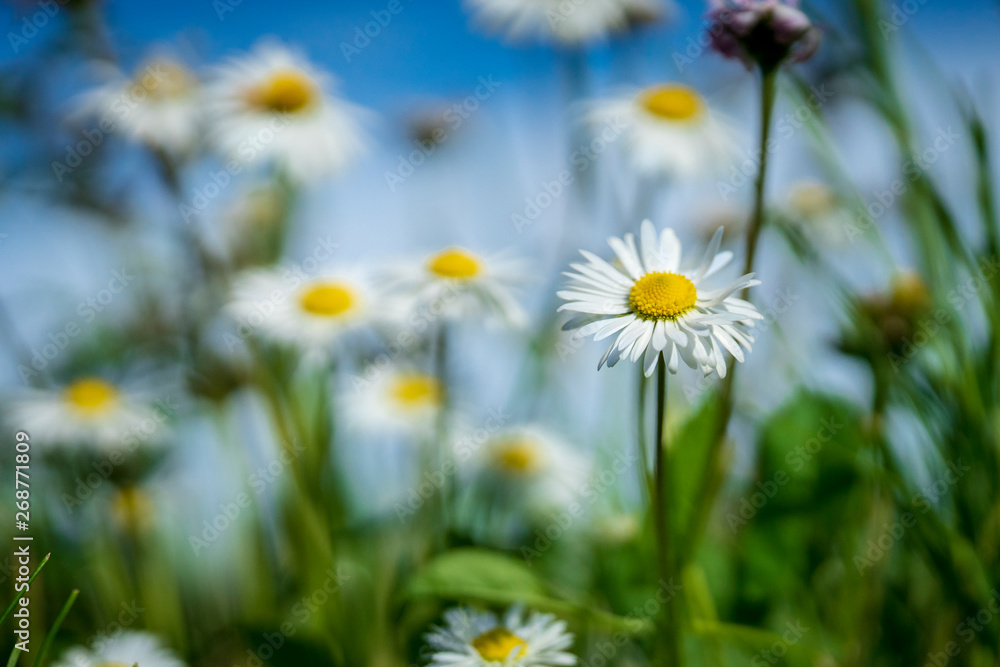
653,359,681,666
684,67,779,569
433,321,452,547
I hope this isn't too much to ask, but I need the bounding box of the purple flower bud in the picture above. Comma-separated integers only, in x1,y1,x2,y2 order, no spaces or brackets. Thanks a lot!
706,0,821,71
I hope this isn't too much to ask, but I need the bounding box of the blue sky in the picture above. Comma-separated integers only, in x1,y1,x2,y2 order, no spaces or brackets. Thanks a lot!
3,0,999,109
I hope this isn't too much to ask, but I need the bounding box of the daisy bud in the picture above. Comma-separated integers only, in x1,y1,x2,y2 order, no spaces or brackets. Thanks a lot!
707,0,821,71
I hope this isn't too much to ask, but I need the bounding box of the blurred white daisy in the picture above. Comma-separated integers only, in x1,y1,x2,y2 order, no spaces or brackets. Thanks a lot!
390,247,527,328
461,425,589,512
467,0,662,44
75,58,201,153
227,267,377,351
344,368,442,437
587,84,742,179
206,41,365,182
781,181,852,245
558,219,763,378
426,605,576,667
8,377,164,450
52,631,185,667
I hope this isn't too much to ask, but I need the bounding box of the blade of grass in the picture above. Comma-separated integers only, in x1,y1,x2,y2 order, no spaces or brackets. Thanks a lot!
33,589,79,667
0,554,50,627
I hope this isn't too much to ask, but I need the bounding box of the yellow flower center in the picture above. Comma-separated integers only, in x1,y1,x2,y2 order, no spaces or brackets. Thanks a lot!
427,248,481,280
629,272,698,320
471,627,528,661
139,60,194,100
299,282,355,317
492,438,542,475
112,487,154,532
389,374,441,409
249,69,316,113
639,84,704,122
64,378,119,415
789,183,837,218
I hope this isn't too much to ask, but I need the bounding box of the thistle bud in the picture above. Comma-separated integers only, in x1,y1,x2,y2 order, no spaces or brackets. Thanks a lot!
707,0,821,71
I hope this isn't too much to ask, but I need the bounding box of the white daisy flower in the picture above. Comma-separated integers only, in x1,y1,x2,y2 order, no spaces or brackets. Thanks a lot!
461,425,589,512
75,58,201,153
344,368,442,438
52,631,185,667
7,377,165,450
226,267,377,352
587,84,743,179
466,0,661,44
206,41,365,182
425,605,576,667
558,220,763,378
781,181,852,246
390,247,527,328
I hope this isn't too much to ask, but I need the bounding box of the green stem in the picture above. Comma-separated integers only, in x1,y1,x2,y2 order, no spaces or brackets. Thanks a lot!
433,322,452,548
34,589,79,667
653,359,680,666
685,67,779,568
742,67,778,279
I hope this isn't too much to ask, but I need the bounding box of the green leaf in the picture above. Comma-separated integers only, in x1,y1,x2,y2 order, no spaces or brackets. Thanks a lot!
34,589,79,667
667,395,721,546
0,553,50,627
406,548,548,604
406,548,651,635
691,620,829,663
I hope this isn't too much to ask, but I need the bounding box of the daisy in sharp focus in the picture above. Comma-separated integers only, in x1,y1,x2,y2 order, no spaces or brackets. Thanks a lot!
7,377,165,450
587,84,743,179
227,267,378,352
466,0,664,44
426,605,576,667
52,631,186,667
343,368,442,438
558,219,763,378
75,58,201,154
389,247,527,328
206,41,365,182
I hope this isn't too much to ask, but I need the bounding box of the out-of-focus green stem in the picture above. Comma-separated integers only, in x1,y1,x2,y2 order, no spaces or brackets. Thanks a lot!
685,67,778,567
